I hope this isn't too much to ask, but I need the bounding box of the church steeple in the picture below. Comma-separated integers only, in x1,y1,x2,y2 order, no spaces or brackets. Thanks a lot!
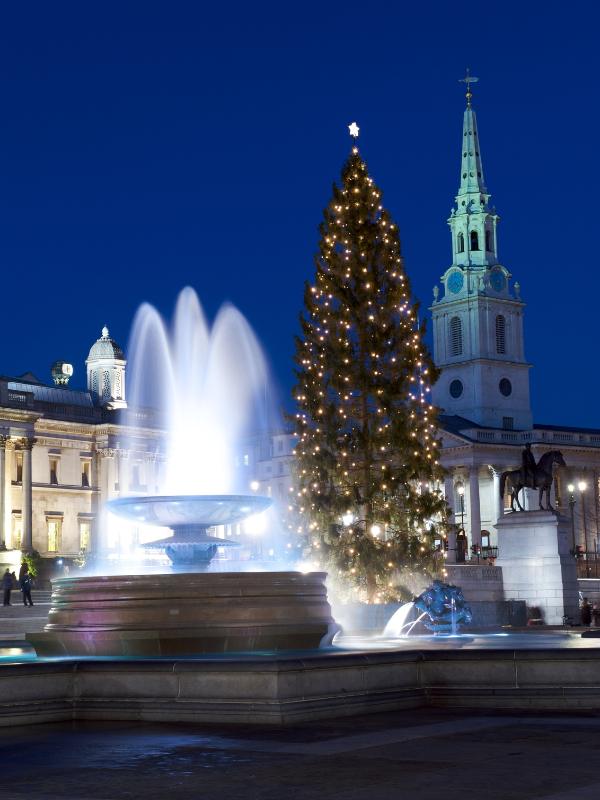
430,76,532,431
448,71,498,269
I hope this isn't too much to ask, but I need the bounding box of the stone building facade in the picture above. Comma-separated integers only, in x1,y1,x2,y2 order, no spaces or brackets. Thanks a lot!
0,327,163,561
432,87,600,561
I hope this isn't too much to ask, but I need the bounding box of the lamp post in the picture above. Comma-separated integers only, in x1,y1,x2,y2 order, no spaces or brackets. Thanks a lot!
567,483,576,555
457,484,465,562
579,480,589,575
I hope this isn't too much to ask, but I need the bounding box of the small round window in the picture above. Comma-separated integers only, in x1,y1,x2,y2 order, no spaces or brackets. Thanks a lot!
450,379,463,399
499,378,512,397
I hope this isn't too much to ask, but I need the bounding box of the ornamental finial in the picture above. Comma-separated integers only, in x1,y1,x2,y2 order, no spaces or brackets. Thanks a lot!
102,326,109,338
459,68,479,107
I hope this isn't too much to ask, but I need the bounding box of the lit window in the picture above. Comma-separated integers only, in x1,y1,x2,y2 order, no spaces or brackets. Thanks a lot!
449,316,463,357
243,454,250,466
12,516,22,549
79,521,91,552
49,458,59,485
15,454,23,483
47,519,61,553
81,461,90,488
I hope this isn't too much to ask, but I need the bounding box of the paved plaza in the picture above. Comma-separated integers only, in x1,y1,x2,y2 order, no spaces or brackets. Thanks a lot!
0,710,599,799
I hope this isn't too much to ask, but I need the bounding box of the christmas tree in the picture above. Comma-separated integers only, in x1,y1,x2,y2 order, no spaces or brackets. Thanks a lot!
290,125,447,602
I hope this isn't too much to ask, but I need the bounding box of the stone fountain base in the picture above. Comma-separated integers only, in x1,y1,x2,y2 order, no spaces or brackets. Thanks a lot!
27,571,339,658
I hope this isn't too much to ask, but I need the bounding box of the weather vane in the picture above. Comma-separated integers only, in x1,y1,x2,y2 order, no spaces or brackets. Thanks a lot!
348,121,360,139
459,68,479,107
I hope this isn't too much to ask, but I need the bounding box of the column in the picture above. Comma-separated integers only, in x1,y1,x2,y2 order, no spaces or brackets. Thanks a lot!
21,437,35,551
0,436,6,549
97,449,115,557
0,436,8,550
469,466,482,552
444,474,457,563
490,466,503,525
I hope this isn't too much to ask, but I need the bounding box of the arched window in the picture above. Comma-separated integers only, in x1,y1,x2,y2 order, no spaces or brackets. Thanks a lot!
485,229,492,252
449,316,463,357
457,232,465,253
470,230,479,251
496,315,506,354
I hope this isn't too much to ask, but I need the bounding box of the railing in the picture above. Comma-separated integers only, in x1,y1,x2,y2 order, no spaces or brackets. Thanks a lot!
576,553,600,579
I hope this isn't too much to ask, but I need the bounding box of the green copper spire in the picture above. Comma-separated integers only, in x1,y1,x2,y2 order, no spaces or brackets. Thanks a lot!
458,70,488,200
446,72,497,270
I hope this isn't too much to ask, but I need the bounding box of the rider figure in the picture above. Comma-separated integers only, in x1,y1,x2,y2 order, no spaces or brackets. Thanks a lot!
521,443,537,489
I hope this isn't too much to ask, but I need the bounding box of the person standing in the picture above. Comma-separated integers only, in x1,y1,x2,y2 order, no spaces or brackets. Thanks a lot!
2,568,13,606
581,597,592,626
19,563,33,607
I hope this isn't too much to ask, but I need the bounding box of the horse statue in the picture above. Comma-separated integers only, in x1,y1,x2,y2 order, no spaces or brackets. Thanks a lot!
500,450,566,512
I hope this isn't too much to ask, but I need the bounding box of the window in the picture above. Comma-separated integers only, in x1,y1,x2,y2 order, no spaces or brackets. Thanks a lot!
49,458,58,485
243,454,250,466
457,232,465,253
12,516,22,549
47,518,62,553
485,229,492,252
470,230,479,251
499,378,512,397
502,416,514,430
496,315,506,354
79,521,91,553
277,440,284,453
131,464,141,489
481,530,491,548
15,453,22,483
449,379,463,399
81,461,90,487
449,316,463,357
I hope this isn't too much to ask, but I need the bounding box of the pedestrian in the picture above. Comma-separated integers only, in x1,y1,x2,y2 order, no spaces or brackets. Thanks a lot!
1,568,12,606
581,597,592,626
19,563,33,607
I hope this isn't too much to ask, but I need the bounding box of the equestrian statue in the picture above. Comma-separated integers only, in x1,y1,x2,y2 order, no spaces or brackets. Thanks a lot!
500,446,566,512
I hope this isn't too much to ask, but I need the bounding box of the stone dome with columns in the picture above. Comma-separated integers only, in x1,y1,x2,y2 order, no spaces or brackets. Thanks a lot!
87,326,125,362
85,326,127,410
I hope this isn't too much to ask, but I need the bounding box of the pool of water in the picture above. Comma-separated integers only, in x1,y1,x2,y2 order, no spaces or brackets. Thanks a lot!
2,629,600,666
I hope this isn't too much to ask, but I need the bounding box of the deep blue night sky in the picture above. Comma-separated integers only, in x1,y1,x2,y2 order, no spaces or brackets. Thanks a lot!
0,2,597,426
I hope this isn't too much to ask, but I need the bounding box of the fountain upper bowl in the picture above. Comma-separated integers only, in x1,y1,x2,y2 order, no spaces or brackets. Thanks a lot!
107,494,272,529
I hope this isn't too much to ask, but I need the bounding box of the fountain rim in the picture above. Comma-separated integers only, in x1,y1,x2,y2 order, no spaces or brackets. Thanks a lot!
106,493,272,527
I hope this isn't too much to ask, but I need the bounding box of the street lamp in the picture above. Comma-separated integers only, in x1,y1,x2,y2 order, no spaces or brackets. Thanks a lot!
579,480,590,575
457,484,465,563
457,484,465,531
567,483,576,555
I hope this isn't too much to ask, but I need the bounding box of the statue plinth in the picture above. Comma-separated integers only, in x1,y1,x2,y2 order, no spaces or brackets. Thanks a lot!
495,511,579,625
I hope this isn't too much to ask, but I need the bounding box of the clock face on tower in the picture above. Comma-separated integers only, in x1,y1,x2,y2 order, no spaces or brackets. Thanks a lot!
489,269,505,292
447,270,464,294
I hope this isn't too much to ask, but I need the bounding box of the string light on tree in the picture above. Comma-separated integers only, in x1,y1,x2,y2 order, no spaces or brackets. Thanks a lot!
288,123,447,603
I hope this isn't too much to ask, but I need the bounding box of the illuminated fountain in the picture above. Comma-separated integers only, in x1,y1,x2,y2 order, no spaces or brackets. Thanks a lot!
29,288,338,657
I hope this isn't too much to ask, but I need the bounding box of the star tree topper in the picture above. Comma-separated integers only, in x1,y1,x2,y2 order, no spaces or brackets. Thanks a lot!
348,121,360,138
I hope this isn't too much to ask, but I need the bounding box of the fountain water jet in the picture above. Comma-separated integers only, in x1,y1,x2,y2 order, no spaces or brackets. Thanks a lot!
29,288,339,656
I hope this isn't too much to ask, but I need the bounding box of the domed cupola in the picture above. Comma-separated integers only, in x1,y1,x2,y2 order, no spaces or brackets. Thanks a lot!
86,326,127,409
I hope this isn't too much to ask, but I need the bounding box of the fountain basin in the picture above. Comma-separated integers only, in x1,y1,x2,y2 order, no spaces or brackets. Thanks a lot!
107,494,271,528
107,494,272,568
27,571,339,657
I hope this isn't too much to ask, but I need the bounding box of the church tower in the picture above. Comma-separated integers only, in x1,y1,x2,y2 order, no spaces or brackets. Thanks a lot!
86,326,127,410
430,76,532,431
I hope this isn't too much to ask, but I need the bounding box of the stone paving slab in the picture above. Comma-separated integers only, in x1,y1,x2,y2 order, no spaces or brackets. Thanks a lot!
1,711,600,799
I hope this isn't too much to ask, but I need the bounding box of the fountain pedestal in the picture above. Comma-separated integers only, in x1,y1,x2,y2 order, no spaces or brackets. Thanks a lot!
27,571,339,657
495,511,579,624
